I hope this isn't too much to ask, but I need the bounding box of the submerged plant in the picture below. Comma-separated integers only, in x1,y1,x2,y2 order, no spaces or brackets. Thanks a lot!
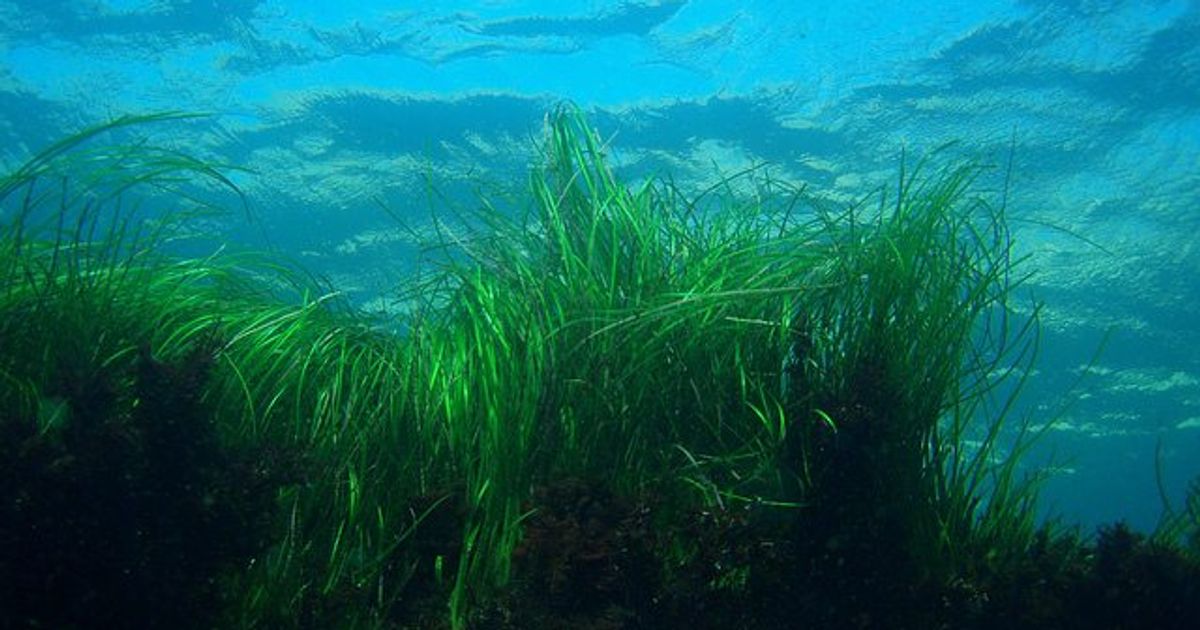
0,114,433,629
398,107,1055,627
0,113,285,628
0,108,1095,629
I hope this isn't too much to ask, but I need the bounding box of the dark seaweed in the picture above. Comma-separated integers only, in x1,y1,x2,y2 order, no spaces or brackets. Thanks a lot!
0,338,302,629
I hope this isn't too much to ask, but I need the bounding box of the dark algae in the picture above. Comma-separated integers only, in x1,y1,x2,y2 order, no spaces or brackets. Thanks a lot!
0,336,301,627
1,110,1197,629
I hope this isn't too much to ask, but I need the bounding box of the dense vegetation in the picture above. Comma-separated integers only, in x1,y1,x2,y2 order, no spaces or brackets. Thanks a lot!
1,110,1197,629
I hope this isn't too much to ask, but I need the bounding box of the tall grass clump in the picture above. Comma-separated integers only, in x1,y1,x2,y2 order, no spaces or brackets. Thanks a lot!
405,107,1048,625
404,110,825,620
770,152,1048,622
0,113,280,627
0,114,447,628
2,108,1061,628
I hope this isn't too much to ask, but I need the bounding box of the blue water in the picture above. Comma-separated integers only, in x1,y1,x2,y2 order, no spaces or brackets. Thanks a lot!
2,0,1197,534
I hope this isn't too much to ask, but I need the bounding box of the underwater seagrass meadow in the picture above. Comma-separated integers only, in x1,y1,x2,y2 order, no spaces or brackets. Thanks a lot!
1,108,1199,629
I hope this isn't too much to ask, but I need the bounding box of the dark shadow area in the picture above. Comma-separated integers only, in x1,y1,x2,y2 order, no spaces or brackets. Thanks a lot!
238,92,548,160
471,0,688,38
927,7,1200,114
595,96,848,163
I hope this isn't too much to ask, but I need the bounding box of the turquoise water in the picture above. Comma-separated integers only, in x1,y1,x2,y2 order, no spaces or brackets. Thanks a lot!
2,0,1197,533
